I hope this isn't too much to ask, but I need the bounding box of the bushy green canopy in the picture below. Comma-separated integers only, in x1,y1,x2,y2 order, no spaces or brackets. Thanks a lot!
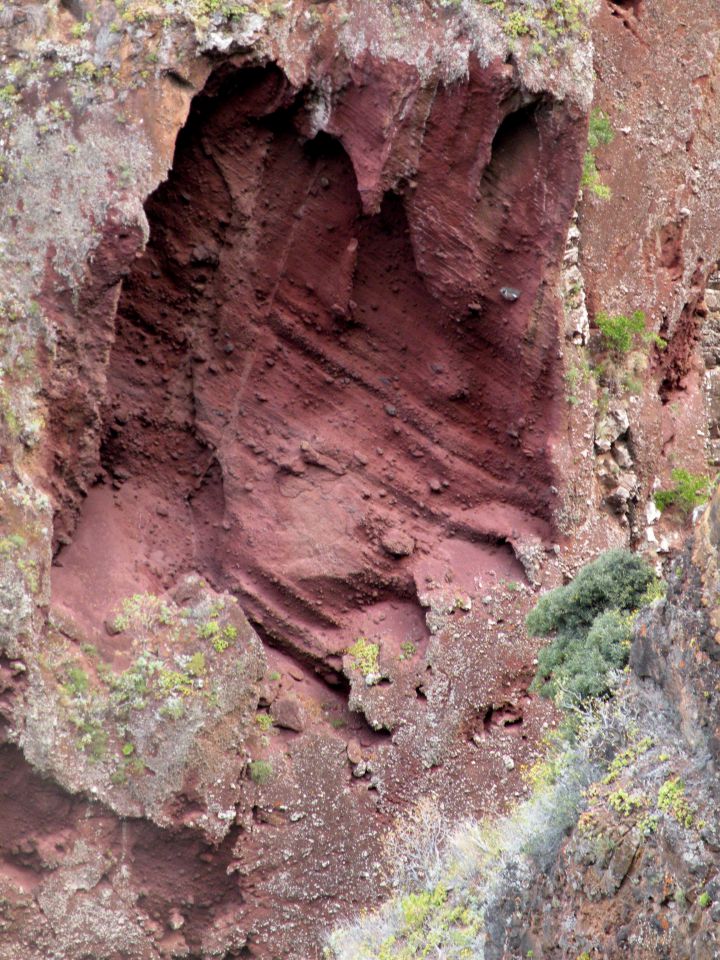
527,549,656,706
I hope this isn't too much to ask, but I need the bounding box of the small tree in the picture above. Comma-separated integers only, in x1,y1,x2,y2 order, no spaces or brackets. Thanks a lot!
527,549,658,707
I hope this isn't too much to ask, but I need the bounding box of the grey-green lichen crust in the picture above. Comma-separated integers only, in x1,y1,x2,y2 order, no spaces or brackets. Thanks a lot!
16,576,266,841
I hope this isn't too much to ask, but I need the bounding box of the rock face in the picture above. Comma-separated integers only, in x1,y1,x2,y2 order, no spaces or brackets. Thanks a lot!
56,57,581,680
483,488,720,959
0,2,593,955
1,0,720,957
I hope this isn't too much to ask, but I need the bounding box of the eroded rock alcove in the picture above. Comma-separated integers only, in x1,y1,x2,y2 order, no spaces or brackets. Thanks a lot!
53,62,577,676
31,56,584,958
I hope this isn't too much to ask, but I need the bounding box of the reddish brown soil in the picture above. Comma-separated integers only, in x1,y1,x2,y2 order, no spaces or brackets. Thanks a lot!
53,63,580,673
42,58,582,957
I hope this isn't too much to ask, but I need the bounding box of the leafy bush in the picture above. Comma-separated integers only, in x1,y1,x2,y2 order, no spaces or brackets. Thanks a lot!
249,759,273,785
657,776,694,828
654,469,712,518
527,549,657,706
594,309,666,356
347,637,380,680
587,109,614,151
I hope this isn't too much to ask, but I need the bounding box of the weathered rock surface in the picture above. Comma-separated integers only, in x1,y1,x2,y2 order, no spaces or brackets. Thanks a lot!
1,0,720,956
484,488,720,959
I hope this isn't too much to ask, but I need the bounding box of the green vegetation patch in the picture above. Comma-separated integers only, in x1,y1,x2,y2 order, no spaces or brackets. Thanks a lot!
480,0,593,46
581,108,614,199
595,309,666,356
371,883,483,960
348,637,381,679
54,588,253,779
654,469,713,518
528,549,658,707
657,777,694,829
249,759,273,785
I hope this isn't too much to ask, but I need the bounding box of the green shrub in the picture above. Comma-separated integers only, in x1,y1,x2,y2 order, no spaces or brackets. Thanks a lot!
249,759,273,785
587,109,614,151
657,776,694,828
528,549,657,706
654,469,712,518
595,310,642,354
581,151,611,199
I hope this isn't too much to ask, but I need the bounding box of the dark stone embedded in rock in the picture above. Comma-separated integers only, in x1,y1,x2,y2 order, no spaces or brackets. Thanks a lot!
190,243,219,266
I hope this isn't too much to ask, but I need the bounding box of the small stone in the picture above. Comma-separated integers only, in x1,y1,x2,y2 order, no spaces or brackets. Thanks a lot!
271,696,305,732
346,738,363,765
168,908,185,931
352,761,367,778
429,478,442,493
190,243,219,266
500,286,520,302
502,755,515,771
612,440,633,470
646,500,662,524
380,530,415,558
482,595,493,606
384,404,397,417
105,617,123,636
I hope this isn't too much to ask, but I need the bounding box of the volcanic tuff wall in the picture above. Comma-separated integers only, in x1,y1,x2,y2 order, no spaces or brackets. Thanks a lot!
1,0,720,957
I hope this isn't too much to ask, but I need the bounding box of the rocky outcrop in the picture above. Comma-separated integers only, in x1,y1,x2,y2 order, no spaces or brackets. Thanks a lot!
0,2,596,955
482,490,720,959
2,0,720,957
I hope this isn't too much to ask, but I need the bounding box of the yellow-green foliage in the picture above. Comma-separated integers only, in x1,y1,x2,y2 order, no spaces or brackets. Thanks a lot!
658,777,694,828
372,884,483,960
71,590,247,753
581,108,614,199
348,637,380,678
608,788,645,817
255,713,274,732
112,593,173,633
654,469,713,519
192,0,250,19
602,736,653,785
187,651,205,676
595,309,667,363
199,618,238,652
480,0,593,44
399,640,417,661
